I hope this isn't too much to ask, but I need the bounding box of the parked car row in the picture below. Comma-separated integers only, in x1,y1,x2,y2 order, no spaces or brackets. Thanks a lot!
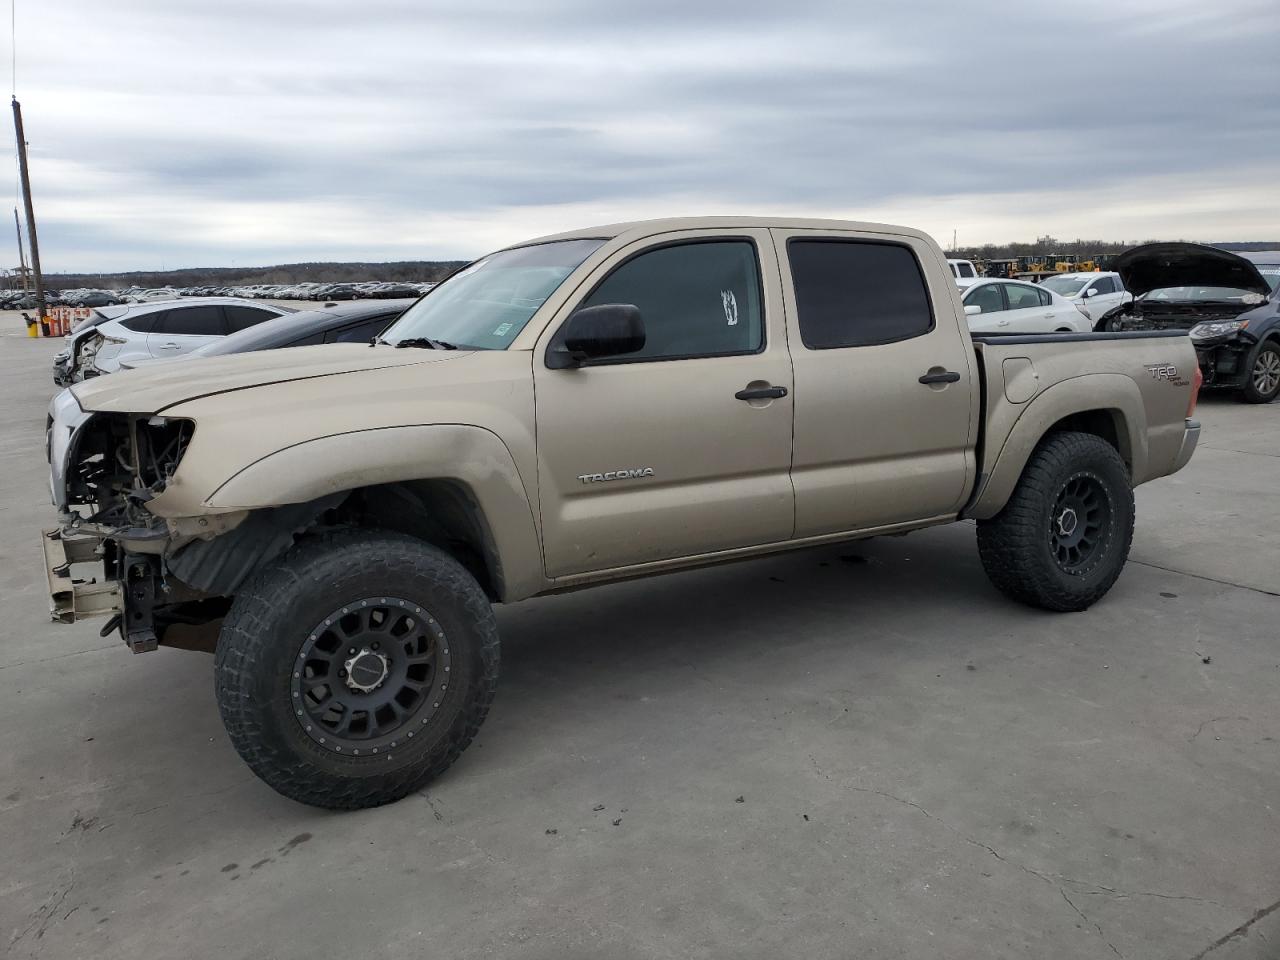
4,280,435,310
178,281,434,301
51,295,420,385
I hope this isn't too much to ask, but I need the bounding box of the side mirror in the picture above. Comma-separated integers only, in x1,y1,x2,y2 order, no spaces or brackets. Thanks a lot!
546,303,645,369
1082,288,1096,298
964,304,982,316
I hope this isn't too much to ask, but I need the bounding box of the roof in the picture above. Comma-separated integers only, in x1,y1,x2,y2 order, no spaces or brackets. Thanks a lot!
521,216,933,247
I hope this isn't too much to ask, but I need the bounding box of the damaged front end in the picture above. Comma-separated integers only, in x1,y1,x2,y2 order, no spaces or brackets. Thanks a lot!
46,390,235,653
1106,242,1273,388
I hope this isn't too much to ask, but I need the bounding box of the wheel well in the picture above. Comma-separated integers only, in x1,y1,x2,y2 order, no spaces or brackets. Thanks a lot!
1045,410,1130,472
165,481,505,604
335,481,504,601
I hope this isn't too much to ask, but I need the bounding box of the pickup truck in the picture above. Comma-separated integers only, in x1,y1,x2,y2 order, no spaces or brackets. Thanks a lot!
43,217,1202,809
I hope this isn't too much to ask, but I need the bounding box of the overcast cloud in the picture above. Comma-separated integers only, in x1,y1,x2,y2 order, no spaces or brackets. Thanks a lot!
13,0,1280,271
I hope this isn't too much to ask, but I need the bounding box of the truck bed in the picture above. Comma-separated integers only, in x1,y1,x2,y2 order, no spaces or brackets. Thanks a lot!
964,328,1198,519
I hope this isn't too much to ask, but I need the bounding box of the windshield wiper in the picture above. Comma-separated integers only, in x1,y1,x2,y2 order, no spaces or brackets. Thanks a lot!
392,337,458,350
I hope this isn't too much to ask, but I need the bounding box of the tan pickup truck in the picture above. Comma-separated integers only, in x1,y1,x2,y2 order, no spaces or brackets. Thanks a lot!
44,217,1201,808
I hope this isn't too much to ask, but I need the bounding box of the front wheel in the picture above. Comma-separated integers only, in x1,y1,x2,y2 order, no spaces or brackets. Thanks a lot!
977,431,1134,612
214,530,499,809
1239,341,1280,404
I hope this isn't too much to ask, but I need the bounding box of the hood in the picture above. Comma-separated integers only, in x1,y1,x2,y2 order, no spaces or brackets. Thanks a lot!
71,343,470,414
1115,242,1271,298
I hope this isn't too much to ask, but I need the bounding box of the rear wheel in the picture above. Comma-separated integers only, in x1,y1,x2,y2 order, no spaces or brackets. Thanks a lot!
1239,341,1280,404
977,432,1134,612
214,530,499,809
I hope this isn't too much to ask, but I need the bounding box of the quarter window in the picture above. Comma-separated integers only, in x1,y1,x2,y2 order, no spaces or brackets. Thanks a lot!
579,240,763,360
121,312,160,333
789,240,933,348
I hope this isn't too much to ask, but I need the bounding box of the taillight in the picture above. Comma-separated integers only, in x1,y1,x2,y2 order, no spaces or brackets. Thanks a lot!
1187,363,1203,418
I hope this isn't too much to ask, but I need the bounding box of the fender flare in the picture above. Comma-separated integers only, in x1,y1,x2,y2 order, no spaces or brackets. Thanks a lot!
205,424,545,601
966,374,1147,520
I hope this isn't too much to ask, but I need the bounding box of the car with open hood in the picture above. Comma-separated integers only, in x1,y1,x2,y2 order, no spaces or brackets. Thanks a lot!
1099,242,1280,402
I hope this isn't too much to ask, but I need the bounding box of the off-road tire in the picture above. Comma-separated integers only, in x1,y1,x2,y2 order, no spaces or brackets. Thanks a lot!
214,530,499,809
977,431,1134,612
1238,340,1280,404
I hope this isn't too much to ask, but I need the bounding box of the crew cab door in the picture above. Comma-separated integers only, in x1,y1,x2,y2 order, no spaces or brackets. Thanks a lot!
774,229,978,536
533,230,794,578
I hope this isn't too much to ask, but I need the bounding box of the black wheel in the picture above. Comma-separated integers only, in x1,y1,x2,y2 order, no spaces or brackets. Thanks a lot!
1239,340,1280,404
214,530,499,809
976,431,1134,612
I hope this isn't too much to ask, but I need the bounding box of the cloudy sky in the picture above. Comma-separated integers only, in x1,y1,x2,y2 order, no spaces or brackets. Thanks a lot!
13,0,1280,271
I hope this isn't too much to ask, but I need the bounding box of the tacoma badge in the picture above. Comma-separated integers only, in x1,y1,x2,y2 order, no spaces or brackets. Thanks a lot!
577,468,655,484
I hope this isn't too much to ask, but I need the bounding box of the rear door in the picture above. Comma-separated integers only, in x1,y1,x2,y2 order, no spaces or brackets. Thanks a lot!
776,229,978,535
533,229,794,578
963,282,1010,331
146,305,228,358
1000,282,1056,332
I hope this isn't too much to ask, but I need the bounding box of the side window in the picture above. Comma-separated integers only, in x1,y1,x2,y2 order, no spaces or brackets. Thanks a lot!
950,263,960,277
579,240,763,360
1037,287,1052,307
287,332,326,347
1004,284,1043,310
1093,277,1116,294
155,305,225,336
966,283,1004,314
121,311,160,333
789,240,933,348
327,317,392,343
226,305,277,332
958,262,975,278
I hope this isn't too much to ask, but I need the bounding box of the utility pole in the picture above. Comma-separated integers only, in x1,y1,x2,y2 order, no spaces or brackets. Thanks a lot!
13,208,28,291
12,97,45,323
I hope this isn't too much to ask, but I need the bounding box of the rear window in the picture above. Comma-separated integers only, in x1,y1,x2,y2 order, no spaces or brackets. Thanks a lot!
788,240,934,349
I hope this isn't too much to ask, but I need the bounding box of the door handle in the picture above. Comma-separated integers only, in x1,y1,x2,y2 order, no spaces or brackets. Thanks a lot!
919,370,961,385
735,385,788,401
158,342,180,350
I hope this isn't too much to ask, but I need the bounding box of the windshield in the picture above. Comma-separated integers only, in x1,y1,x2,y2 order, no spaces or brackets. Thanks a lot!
1141,286,1268,303
1041,276,1090,296
1257,265,1280,294
379,238,605,349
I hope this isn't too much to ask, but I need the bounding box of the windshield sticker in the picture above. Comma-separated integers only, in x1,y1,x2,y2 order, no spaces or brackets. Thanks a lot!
492,322,514,337
721,289,739,326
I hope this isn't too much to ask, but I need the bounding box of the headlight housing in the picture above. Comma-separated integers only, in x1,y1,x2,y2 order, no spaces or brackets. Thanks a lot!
1189,319,1248,342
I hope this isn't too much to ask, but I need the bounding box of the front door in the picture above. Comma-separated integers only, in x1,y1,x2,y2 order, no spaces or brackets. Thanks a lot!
533,230,795,579
775,229,978,536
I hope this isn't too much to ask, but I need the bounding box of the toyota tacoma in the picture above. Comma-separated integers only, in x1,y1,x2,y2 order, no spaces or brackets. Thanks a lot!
43,217,1202,809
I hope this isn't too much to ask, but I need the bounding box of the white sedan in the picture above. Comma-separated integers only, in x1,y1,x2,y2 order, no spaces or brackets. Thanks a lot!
961,278,1090,334
1040,272,1131,326
59,298,292,382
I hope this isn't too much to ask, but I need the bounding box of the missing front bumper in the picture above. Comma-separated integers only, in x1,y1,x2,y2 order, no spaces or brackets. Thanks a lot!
43,528,122,624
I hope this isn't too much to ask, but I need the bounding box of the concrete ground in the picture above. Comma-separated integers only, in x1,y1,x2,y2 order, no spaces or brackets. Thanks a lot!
1,333,1277,960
